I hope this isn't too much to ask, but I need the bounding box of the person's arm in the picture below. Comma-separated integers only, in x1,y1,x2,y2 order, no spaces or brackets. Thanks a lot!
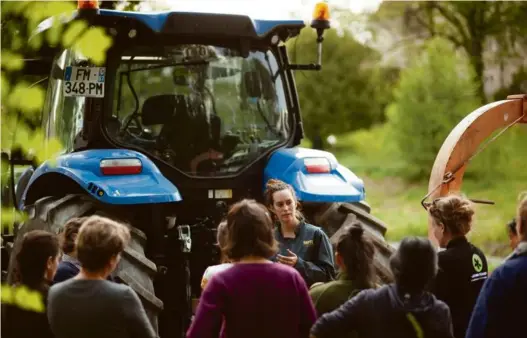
294,271,317,336
186,276,225,338
310,289,370,338
123,287,157,338
428,253,450,302
295,230,335,285
465,271,505,338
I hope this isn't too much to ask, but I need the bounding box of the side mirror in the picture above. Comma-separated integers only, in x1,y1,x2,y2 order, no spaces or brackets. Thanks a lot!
288,1,331,71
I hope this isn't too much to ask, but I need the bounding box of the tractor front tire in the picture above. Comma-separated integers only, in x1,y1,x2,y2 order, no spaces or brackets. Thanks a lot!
309,202,395,283
6,194,163,334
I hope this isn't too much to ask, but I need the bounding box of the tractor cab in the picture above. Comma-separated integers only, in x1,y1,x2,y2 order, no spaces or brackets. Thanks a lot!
38,1,331,179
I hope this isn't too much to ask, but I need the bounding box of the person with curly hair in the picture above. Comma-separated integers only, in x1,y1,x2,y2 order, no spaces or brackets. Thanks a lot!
427,194,488,338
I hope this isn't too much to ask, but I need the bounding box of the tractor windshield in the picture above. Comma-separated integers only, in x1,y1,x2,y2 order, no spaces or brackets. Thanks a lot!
106,44,291,176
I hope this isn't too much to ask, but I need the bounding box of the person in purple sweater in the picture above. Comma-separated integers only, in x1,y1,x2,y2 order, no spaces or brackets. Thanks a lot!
187,199,317,338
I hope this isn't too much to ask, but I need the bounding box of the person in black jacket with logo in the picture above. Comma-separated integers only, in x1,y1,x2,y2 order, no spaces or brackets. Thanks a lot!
427,194,488,338
310,236,454,338
265,179,335,287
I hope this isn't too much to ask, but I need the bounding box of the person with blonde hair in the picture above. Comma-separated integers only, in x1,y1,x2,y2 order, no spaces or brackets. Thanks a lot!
427,194,488,338
201,220,233,290
47,215,156,338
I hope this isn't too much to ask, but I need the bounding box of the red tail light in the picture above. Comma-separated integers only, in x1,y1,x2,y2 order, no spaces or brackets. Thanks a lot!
304,158,330,173
100,158,142,175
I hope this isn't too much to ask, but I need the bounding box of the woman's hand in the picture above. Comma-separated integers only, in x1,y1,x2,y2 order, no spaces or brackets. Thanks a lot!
277,249,298,267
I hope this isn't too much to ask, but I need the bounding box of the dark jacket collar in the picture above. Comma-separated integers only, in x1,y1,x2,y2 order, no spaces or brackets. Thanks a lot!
276,220,305,239
446,236,468,249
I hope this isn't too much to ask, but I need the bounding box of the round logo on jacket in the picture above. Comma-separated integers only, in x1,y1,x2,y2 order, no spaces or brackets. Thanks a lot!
472,253,483,272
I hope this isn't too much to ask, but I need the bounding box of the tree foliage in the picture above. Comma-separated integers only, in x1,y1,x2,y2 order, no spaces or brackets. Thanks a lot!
371,1,527,103
288,27,399,141
1,0,117,311
386,37,481,180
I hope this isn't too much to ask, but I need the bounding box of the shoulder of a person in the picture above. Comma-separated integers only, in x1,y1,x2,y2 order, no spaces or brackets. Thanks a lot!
492,255,527,280
426,291,450,312
49,277,75,293
309,280,334,296
437,247,459,267
469,242,487,257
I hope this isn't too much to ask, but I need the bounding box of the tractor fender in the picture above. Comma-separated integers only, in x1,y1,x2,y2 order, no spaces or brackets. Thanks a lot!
263,147,365,203
19,149,182,209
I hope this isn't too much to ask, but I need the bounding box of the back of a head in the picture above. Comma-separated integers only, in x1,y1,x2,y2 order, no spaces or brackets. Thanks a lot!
223,199,278,261
76,216,131,273
15,230,59,288
336,223,376,288
390,237,438,294
428,194,474,236
61,216,88,254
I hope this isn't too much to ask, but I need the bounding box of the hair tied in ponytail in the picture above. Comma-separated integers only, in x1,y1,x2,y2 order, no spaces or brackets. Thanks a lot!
349,224,364,238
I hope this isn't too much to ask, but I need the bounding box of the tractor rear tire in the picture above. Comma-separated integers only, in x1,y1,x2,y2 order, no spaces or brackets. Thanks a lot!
310,201,395,283
5,194,163,334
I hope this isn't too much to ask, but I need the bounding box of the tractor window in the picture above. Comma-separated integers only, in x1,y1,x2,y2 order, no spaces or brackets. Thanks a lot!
107,44,291,177
42,49,88,152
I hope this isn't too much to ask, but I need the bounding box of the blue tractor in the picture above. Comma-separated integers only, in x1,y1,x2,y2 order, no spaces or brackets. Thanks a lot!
2,1,394,336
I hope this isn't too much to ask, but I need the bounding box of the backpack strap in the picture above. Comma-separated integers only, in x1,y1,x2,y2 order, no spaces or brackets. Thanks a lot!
406,313,424,338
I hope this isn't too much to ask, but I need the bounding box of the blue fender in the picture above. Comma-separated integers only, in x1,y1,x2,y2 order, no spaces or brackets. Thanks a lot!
263,148,365,203
20,149,182,209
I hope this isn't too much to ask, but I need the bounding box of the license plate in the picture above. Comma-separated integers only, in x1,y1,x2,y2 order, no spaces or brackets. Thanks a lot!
63,66,105,98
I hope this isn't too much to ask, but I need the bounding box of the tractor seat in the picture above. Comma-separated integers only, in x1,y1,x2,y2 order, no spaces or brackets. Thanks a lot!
141,94,188,126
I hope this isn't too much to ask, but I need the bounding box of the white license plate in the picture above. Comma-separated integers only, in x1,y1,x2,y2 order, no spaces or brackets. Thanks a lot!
63,66,105,98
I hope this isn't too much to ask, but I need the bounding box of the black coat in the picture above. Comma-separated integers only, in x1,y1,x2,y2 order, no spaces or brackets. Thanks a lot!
2,282,54,338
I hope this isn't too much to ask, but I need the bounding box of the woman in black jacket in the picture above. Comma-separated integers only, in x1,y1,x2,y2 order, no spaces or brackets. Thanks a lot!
427,194,488,338
2,230,60,338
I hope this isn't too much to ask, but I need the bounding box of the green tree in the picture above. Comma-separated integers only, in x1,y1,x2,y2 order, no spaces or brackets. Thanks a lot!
371,1,527,103
386,37,481,180
288,27,398,142
1,0,115,311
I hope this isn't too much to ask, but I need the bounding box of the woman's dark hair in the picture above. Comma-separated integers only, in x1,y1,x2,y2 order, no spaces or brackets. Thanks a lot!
264,178,304,221
14,230,60,289
223,199,278,261
60,216,88,254
76,215,130,273
389,237,438,295
428,194,474,236
507,218,517,236
336,223,375,289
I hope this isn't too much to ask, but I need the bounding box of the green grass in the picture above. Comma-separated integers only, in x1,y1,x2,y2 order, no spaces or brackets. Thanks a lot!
317,125,526,259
